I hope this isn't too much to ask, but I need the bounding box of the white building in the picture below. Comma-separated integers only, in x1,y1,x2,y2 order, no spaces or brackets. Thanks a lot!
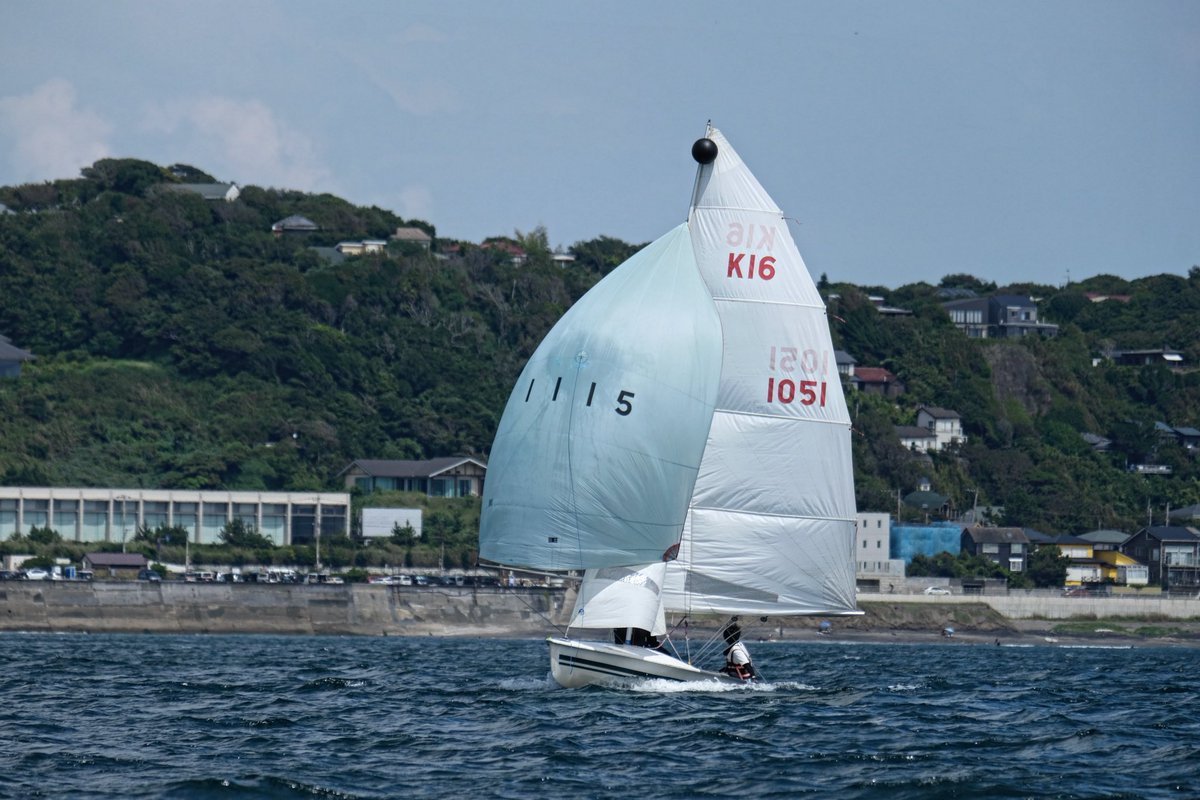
0,487,349,547
856,512,907,591
915,405,968,451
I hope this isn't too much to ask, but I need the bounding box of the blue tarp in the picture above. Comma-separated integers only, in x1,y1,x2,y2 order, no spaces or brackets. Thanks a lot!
891,522,962,563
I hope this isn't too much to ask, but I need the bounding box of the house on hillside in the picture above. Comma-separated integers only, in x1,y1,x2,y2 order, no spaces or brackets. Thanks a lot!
942,295,1058,339
961,527,1029,573
1108,347,1185,369
272,215,319,235
0,335,34,378
867,295,913,317
167,182,240,202
851,366,905,398
1168,505,1200,525
917,405,967,450
335,240,387,256
392,227,432,250
1164,425,1200,451
1077,529,1131,551
1120,526,1200,591
1051,534,1104,586
340,457,487,498
835,350,856,377
1075,532,1147,582
895,425,937,454
902,478,949,521
895,425,936,453
481,239,527,265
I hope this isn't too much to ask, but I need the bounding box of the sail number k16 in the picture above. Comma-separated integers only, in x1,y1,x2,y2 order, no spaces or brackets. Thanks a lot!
725,222,778,281
766,346,827,407
525,377,635,416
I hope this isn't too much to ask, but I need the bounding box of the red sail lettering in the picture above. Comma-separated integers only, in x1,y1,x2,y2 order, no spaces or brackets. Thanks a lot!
726,253,744,278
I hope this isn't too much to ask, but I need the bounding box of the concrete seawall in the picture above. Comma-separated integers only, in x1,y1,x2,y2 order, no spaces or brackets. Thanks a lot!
855,592,1200,620
0,582,575,637
2,583,1198,638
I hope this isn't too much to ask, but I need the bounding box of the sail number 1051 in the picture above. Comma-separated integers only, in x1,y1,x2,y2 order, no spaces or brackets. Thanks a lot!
766,377,826,406
766,345,828,408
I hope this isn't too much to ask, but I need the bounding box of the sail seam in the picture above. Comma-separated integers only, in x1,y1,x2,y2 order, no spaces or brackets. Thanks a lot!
690,204,783,215
709,296,827,310
686,506,856,523
711,408,851,426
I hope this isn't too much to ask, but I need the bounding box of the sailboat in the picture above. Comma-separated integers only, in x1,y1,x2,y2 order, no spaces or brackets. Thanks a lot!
479,124,859,688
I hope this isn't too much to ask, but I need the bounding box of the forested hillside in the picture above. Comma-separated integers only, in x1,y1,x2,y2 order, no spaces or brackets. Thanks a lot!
1,158,1197,535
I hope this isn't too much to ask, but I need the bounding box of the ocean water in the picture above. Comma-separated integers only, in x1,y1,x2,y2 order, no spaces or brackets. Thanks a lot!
0,632,1196,799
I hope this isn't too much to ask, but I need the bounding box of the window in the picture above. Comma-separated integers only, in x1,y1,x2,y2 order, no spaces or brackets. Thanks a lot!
982,543,999,554
1011,543,1024,553
1009,558,1023,572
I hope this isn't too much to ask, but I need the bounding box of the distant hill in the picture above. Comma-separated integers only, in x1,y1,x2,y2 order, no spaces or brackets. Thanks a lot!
1,157,1197,534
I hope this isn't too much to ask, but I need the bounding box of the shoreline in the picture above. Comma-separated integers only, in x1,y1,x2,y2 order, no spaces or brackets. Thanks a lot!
3,581,1198,648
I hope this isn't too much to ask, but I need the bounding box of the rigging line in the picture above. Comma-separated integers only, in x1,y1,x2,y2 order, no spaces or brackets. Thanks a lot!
507,585,569,636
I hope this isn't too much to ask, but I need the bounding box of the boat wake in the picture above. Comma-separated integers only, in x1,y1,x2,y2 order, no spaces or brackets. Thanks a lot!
496,675,560,691
624,678,817,694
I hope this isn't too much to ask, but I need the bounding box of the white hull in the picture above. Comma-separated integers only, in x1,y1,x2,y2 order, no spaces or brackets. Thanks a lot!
547,636,743,688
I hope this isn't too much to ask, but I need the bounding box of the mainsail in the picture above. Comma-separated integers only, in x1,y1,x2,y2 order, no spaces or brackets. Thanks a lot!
660,126,859,617
479,124,858,630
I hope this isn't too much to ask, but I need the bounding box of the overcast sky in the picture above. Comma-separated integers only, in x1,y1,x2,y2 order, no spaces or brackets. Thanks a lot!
2,1,1197,288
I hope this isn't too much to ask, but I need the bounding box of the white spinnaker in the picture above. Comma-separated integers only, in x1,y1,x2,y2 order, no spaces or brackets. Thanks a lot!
568,562,667,636
480,224,722,571
662,126,858,616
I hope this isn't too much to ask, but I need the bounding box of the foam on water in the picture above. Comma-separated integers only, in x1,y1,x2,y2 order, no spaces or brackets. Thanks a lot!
1,632,1195,799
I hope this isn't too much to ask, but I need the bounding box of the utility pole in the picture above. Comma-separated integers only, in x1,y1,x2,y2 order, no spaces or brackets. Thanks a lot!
315,509,322,572
116,495,131,553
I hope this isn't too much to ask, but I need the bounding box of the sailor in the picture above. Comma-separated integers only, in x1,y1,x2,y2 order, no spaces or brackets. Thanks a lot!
719,620,756,680
615,627,665,650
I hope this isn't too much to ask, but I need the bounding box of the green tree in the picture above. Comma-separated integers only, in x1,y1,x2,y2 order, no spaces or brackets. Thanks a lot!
390,522,416,547
1026,545,1070,588
28,525,61,545
219,518,275,549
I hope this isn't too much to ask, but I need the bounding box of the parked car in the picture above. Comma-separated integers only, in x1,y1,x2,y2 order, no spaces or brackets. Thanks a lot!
0,570,22,581
923,586,951,596
22,567,51,581
137,569,162,582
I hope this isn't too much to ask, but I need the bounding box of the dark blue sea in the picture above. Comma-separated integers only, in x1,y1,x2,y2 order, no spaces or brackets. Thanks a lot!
1,632,1197,799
